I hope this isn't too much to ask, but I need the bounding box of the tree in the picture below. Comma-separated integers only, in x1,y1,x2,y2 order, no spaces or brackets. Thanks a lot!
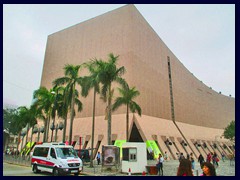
53,64,83,143
81,59,101,167
3,108,22,150
22,106,38,146
112,84,142,141
223,120,235,143
97,53,126,145
33,87,55,142
3,108,18,133
51,85,69,142
9,106,28,151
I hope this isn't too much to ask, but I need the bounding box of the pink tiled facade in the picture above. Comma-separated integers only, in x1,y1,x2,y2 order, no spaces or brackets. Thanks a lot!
37,5,235,159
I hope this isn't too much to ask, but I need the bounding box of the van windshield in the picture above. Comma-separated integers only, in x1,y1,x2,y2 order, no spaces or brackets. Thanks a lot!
56,147,78,158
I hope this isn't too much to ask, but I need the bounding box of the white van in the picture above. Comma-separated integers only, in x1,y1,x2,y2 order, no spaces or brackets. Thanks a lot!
31,142,83,176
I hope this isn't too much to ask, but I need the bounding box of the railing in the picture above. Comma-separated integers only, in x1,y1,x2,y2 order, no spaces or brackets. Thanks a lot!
3,154,31,167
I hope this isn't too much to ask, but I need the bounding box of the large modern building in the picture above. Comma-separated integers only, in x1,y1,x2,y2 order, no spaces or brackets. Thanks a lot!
31,5,234,159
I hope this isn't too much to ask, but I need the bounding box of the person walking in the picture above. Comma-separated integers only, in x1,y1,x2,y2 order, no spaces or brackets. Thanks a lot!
198,154,205,168
190,152,195,170
212,152,219,168
176,159,194,176
164,151,169,161
221,151,225,162
229,153,234,166
156,153,164,176
96,151,101,165
206,152,212,163
179,152,185,162
200,162,217,176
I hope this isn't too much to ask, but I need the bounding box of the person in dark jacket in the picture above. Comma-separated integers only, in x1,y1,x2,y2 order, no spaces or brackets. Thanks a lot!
198,154,205,168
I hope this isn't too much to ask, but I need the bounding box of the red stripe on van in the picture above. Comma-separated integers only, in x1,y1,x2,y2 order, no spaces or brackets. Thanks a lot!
31,158,54,166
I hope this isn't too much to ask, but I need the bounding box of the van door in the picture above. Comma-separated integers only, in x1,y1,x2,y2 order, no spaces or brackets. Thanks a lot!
47,148,58,173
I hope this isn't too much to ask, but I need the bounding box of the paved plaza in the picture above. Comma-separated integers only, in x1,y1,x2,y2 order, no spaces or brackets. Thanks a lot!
80,159,235,176
3,156,235,176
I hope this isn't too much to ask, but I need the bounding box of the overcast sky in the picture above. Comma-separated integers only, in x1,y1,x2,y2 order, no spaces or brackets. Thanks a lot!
3,4,235,107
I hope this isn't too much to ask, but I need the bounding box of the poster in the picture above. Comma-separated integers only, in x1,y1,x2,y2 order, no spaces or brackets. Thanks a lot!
102,145,119,166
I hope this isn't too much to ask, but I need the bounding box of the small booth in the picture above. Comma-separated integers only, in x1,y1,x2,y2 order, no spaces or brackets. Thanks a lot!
121,142,147,174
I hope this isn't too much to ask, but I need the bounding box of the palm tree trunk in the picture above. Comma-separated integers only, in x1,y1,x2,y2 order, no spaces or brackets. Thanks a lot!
90,88,96,167
25,124,29,147
69,89,75,144
30,126,34,145
62,115,67,143
43,119,47,142
44,117,49,142
126,104,129,142
51,116,56,142
107,84,112,145
17,132,21,151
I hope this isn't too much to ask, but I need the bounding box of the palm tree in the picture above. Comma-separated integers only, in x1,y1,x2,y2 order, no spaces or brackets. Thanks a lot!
17,106,31,149
81,59,101,167
33,87,55,142
51,85,68,142
50,85,63,142
30,104,45,142
53,64,83,143
97,53,126,145
12,106,29,152
112,84,142,141
25,105,38,147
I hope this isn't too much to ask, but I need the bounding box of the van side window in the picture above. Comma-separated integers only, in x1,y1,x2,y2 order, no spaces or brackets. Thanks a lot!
33,147,49,157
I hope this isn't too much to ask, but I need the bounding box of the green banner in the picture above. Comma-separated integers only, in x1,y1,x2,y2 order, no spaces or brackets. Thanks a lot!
21,142,35,155
114,140,126,158
146,140,161,159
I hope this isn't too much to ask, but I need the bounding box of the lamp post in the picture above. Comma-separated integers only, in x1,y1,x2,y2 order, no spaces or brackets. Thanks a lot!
20,128,27,152
54,121,64,142
50,121,64,142
50,122,55,142
33,125,45,143
50,90,58,142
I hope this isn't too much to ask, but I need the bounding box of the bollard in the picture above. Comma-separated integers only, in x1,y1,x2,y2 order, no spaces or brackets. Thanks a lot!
142,171,146,176
128,168,131,175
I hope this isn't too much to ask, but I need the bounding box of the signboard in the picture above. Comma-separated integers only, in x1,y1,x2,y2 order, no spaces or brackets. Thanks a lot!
102,145,120,166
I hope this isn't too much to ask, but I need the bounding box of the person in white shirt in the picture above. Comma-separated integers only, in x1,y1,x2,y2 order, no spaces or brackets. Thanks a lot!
157,153,164,176
164,151,169,161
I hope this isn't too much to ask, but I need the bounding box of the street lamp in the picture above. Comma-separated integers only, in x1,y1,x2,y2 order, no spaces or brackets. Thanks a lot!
33,124,45,142
20,128,27,152
50,120,64,142
50,90,57,142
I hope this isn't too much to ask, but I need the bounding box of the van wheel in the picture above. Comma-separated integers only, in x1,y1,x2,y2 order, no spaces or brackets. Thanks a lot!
33,164,40,173
53,167,59,176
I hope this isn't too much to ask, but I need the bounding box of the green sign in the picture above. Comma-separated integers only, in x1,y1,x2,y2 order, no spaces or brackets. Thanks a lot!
114,140,126,158
21,142,35,155
146,140,161,159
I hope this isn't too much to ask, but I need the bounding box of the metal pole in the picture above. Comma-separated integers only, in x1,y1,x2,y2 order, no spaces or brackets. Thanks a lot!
79,137,81,158
55,124,58,142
